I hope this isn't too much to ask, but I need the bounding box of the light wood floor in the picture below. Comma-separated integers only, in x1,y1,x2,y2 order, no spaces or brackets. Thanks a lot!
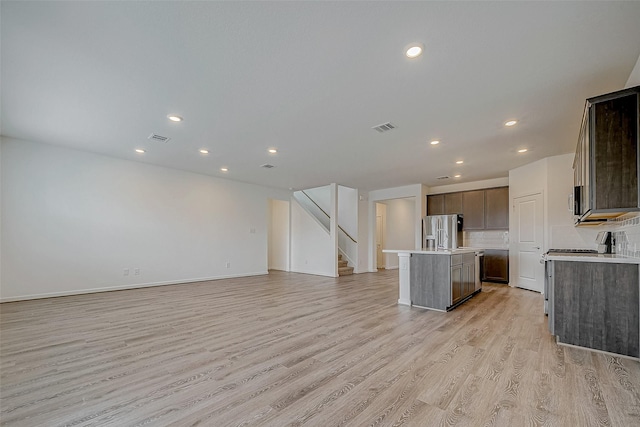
1,270,639,426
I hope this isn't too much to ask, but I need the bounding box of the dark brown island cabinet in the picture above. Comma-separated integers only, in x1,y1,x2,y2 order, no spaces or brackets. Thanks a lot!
547,260,639,358
410,252,478,311
574,85,640,225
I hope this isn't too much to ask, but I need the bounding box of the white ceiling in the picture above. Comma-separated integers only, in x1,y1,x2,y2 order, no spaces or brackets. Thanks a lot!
2,1,640,191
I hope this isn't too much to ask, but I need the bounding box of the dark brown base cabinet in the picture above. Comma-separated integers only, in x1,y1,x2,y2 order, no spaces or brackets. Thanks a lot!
482,250,509,283
548,260,639,358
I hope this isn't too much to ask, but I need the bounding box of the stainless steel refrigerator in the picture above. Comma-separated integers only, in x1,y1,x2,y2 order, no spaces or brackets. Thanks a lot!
423,214,463,250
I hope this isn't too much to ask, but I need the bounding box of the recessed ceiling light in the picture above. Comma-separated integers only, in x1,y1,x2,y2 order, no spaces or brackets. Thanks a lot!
168,115,183,122
135,149,145,154
268,148,277,154
505,120,518,127
405,43,424,59
430,140,440,145
454,174,461,178
456,160,464,164
518,148,528,153
220,167,228,172
199,149,209,154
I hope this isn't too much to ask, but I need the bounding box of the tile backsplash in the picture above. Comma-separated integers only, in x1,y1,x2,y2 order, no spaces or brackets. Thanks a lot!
548,212,640,259
611,213,640,258
464,230,509,250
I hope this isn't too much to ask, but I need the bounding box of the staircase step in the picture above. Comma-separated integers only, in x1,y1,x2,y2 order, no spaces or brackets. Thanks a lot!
338,260,348,268
338,266,354,276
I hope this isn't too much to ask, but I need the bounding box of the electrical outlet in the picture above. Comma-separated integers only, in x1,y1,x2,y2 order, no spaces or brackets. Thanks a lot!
250,227,256,234
134,268,140,275
123,268,129,276
225,262,231,268
305,259,308,265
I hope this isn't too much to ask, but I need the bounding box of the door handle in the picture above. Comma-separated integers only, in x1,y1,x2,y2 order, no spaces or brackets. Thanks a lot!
534,246,540,250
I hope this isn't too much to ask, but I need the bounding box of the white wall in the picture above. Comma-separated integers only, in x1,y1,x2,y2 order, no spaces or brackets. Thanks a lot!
303,184,358,238
303,185,331,216
0,138,291,301
356,198,369,273
383,198,416,269
508,153,607,285
368,184,426,271
428,177,510,195
0,141,2,292
268,199,290,271
337,185,358,239
299,184,358,269
375,202,387,268
508,157,547,201
509,157,547,286
290,197,336,277
625,53,640,88
509,152,607,252
545,154,600,249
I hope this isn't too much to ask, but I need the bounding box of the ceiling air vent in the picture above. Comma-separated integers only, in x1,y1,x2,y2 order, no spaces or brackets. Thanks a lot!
372,122,396,133
261,164,275,169
148,133,170,143
436,176,450,180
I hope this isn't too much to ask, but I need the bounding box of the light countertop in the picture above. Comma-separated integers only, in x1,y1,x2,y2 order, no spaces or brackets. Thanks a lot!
545,253,640,264
383,248,482,255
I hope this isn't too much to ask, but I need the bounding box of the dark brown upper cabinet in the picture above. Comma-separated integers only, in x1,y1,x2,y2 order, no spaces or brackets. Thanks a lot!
592,88,639,211
427,194,445,216
444,192,463,214
574,86,640,225
427,193,462,216
484,187,509,229
427,187,509,230
461,190,485,230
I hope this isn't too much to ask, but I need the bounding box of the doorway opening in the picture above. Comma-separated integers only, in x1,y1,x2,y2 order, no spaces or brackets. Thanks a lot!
374,197,416,271
267,199,290,272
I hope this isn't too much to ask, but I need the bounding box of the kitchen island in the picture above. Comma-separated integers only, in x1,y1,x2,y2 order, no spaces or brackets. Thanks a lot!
384,248,482,311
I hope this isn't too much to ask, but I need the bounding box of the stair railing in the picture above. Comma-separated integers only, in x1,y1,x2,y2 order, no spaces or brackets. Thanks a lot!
297,190,357,244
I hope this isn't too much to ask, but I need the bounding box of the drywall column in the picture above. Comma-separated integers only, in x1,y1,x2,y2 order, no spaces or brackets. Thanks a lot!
419,184,428,248
330,183,338,277
398,252,411,305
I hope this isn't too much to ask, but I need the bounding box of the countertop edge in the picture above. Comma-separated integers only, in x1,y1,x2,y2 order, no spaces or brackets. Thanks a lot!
545,254,640,264
383,248,482,255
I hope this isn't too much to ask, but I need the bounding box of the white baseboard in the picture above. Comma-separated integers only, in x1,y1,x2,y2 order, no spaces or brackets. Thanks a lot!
0,271,269,303
385,266,399,270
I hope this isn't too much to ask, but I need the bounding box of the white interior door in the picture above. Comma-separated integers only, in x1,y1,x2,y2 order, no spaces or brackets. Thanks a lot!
376,215,384,268
512,193,544,292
